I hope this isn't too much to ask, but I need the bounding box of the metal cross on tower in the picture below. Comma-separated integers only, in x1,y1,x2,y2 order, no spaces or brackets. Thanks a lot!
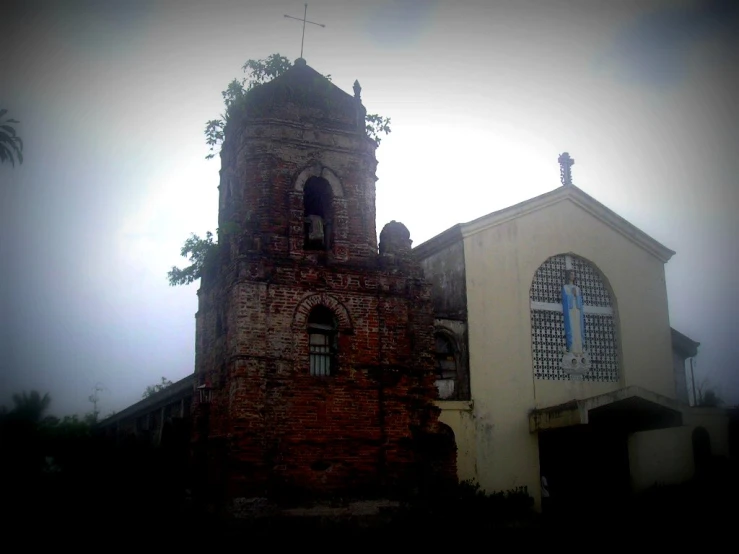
284,3,325,59
558,152,575,186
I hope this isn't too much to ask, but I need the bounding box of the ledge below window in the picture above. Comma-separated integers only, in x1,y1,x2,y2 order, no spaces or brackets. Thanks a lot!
434,400,473,412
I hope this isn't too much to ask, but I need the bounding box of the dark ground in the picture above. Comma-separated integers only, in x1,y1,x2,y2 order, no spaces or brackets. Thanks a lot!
3,426,737,544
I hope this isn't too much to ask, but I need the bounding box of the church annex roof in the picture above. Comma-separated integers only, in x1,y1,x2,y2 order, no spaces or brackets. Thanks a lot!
96,373,195,429
671,327,700,357
414,184,676,264
529,385,687,432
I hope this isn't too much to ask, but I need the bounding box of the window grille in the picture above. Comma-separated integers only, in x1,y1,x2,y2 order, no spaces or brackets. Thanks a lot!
530,254,618,382
308,307,337,376
309,328,333,376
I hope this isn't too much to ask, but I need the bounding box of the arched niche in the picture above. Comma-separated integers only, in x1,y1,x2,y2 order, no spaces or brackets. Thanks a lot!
294,163,344,198
294,164,344,252
292,293,353,332
529,253,620,382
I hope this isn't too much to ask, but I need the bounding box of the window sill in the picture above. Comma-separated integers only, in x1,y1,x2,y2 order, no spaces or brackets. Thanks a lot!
434,400,473,412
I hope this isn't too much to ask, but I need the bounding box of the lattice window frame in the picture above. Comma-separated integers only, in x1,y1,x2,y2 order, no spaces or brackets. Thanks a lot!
530,254,619,382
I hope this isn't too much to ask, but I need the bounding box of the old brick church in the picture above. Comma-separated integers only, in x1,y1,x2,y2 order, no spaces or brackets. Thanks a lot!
191,57,456,503
101,58,730,514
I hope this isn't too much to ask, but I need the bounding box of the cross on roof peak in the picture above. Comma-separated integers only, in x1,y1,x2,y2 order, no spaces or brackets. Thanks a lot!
558,152,575,186
284,3,325,60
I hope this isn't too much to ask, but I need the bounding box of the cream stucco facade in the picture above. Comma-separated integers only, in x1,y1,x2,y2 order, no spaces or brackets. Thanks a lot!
418,184,728,510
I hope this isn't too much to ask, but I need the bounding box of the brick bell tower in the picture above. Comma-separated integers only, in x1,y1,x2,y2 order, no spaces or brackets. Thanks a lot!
193,58,455,507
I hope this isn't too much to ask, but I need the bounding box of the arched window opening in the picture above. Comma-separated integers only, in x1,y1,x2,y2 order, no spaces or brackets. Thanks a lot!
435,333,458,399
435,334,456,379
530,254,618,382
308,306,338,376
692,427,711,476
303,177,333,251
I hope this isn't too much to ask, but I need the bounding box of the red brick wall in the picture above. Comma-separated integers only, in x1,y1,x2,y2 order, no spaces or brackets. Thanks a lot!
195,259,456,499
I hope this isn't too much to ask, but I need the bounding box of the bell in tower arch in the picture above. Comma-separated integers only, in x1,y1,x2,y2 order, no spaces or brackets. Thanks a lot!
303,176,333,250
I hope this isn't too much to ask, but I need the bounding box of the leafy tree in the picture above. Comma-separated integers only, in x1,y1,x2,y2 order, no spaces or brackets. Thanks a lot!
142,376,174,399
9,390,51,423
365,113,392,142
695,377,724,407
1,391,54,486
167,231,216,287
204,54,294,160
40,413,93,441
699,389,723,407
86,382,106,424
0,108,24,167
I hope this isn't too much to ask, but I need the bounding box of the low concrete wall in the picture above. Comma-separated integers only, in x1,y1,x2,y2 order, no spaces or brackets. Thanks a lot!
629,426,694,492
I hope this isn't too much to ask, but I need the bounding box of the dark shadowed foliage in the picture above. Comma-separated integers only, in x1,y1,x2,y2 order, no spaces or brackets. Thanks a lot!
0,390,191,530
0,108,23,167
142,376,175,398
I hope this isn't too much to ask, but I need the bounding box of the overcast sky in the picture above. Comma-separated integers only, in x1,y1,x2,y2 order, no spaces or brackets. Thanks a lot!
1,0,737,416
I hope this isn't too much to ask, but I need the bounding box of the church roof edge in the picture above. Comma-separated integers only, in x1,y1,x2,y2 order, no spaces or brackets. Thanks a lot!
413,185,676,264
413,224,465,260
671,327,700,357
96,373,195,429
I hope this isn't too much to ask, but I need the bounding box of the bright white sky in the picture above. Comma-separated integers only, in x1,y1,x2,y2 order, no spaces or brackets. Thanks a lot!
1,0,737,416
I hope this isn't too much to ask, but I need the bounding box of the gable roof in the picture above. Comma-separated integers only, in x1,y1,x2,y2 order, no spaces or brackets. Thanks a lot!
414,184,675,263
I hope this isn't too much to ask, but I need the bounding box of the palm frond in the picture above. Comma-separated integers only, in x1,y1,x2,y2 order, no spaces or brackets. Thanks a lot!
0,109,24,166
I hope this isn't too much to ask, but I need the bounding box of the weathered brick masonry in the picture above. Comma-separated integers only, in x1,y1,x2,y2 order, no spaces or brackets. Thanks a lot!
193,59,455,503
